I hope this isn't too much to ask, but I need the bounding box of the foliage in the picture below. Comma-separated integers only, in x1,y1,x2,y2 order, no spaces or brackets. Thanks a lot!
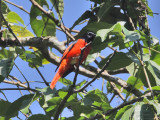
0,0,160,120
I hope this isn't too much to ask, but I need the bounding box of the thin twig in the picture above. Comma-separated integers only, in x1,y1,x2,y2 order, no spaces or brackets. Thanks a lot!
3,0,30,14
109,94,115,103
34,66,49,86
0,88,37,92
14,63,30,88
110,82,125,101
74,50,117,93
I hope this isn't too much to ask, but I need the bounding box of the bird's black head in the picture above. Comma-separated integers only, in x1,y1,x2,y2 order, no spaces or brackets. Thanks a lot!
82,32,96,43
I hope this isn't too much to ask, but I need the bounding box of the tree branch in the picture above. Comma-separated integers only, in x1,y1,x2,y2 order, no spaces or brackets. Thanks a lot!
0,37,142,97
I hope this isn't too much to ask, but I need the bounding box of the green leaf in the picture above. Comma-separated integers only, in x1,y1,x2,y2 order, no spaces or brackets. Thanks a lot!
11,25,34,37
50,0,64,20
132,103,155,120
151,102,160,115
76,80,87,88
126,62,139,76
0,48,16,59
126,52,141,65
148,86,160,91
85,52,99,65
98,52,132,70
115,105,133,120
150,45,160,65
30,0,56,37
77,22,113,38
97,1,118,22
0,100,11,116
66,102,98,119
58,78,73,86
58,90,77,103
0,58,14,82
121,106,134,120
0,117,12,120
37,86,56,102
127,76,144,90
0,48,15,82
122,27,140,43
5,94,36,118
1,1,11,14
70,10,93,30
139,65,157,87
28,114,51,120
7,12,24,25
83,89,109,106
151,36,159,45
147,60,160,86
97,22,122,42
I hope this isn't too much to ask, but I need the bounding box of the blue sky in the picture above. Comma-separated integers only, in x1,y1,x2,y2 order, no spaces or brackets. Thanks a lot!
1,0,160,119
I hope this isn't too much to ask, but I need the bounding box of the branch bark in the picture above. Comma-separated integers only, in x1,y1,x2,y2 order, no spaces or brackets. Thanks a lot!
0,37,142,97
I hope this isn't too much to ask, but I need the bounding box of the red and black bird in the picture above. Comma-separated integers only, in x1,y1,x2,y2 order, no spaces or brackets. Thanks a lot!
50,32,96,89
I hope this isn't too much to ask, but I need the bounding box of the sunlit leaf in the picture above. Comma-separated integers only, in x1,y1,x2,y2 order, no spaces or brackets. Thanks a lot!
85,52,99,65
115,105,133,120
11,25,34,37
7,11,24,25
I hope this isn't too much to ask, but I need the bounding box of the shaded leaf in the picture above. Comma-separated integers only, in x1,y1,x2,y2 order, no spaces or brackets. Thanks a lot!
0,48,15,82
0,100,11,116
50,0,64,20
1,1,11,15
126,52,141,65
147,60,160,86
28,114,51,120
70,10,93,30
6,94,35,118
132,103,155,120
98,52,132,70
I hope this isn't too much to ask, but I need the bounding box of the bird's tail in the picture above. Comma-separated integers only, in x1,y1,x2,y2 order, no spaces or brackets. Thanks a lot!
50,72,61,89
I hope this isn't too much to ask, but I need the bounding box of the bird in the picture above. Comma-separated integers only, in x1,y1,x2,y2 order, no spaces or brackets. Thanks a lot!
50,32,96,89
